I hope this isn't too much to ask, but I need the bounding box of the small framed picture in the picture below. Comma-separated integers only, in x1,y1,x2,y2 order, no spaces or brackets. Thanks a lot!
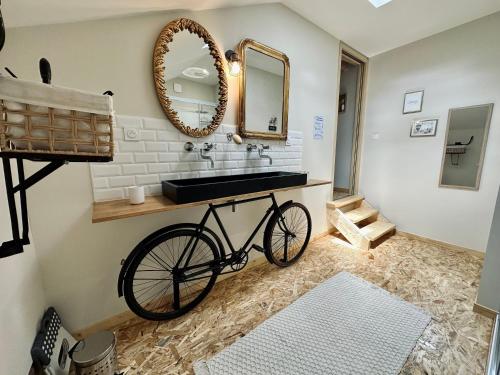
338,94,346,113
403,90,424,114
410,118,438,137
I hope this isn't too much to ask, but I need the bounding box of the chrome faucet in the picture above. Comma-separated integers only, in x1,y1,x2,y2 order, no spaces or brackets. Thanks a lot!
258,144,272,165
200,142,216,168
246,144,258,152
184,141,216,168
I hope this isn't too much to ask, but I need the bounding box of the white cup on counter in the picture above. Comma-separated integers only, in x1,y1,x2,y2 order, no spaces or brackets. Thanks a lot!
128,186,145,205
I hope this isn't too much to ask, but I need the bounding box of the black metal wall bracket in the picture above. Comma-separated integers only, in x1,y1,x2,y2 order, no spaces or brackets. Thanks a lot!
1,156,65,258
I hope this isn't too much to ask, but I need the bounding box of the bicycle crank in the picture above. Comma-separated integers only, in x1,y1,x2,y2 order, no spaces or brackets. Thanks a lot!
230,251,249,271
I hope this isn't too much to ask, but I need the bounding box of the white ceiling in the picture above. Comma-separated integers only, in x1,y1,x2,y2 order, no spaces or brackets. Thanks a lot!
3,0,500,56
284,0,500,55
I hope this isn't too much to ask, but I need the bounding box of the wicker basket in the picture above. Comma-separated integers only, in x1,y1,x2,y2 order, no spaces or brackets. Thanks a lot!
0,76,114,162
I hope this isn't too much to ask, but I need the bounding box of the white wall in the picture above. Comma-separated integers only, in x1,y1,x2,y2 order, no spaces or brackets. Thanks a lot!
360,12,500,251
477,187,500,312
0,162,47,375
334,64,359,189
0,4,339,331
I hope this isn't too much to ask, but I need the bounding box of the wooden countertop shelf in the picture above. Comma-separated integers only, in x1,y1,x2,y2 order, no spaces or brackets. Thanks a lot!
92,179,331,223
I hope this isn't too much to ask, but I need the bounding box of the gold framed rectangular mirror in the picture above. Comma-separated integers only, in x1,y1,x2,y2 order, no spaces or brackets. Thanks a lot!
238,39,290,140
439,103,493,190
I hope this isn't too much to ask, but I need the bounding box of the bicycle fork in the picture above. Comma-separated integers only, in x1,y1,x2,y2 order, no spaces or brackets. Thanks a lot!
271,194,296,262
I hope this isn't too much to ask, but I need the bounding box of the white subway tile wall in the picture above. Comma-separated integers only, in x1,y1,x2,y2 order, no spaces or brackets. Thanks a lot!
89,116,304,202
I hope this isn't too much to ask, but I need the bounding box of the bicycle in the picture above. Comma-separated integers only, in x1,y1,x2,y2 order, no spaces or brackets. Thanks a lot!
118,192,312,320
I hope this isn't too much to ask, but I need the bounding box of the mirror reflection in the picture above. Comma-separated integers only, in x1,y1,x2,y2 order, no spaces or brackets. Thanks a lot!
245,48,285,134
163,30,219,130
439,104,493,190
238,39,289,140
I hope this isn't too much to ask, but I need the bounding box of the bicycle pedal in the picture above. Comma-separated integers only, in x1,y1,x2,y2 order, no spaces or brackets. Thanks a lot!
251,244,265,253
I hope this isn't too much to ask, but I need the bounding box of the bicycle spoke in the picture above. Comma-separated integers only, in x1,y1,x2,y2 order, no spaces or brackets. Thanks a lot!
135,280,167,300
284,234,288,262
132,279,163,288
147,250,171,270
140,283,171,309
159,242,175,267
139,257,165,271
135,268,169,272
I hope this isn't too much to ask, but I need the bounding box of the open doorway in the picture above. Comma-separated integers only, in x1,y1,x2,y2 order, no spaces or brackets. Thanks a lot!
333,45,367,200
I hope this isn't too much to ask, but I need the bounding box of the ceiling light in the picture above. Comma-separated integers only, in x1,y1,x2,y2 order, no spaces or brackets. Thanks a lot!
182,67,209,79
368,0,393,8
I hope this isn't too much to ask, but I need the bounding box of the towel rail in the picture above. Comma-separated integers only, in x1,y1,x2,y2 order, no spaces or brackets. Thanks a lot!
1,156,65,258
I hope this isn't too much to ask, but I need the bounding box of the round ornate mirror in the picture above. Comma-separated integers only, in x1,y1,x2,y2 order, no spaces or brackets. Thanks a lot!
153,18,228,137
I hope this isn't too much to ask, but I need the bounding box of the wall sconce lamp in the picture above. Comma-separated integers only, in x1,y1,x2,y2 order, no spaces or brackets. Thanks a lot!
225,49,241,77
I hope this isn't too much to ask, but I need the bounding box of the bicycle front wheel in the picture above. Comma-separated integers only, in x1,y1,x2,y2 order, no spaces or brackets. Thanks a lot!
123,229,220,320
264,201,312,267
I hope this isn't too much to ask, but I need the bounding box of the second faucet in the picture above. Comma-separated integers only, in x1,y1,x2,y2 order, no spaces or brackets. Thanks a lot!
200,142,216,168
247,144,272,165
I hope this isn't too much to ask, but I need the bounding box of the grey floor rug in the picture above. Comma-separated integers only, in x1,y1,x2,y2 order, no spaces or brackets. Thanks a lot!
194,271,431,375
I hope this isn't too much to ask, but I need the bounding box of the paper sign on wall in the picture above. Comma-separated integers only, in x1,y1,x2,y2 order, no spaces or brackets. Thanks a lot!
313,115,324,140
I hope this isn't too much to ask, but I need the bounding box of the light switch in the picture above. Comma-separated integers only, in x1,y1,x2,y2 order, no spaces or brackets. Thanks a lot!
124,128,141,141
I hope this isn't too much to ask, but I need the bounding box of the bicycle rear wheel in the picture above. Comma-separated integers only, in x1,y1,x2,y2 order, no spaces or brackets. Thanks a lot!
264,201,312,267
123,228,220,320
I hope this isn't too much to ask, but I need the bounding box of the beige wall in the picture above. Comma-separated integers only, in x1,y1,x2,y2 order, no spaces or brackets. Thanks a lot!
0,162,47,374
0,4,339,332
360,12,500,251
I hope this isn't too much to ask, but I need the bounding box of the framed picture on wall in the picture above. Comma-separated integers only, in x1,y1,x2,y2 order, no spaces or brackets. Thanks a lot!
410,118,438,137
403,90,424,114
338,94,347,113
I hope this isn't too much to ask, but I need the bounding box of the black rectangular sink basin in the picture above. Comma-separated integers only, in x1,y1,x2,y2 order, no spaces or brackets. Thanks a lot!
162,171,307,204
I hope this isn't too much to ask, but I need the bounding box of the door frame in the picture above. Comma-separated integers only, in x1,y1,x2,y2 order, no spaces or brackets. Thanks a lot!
332,42,368,199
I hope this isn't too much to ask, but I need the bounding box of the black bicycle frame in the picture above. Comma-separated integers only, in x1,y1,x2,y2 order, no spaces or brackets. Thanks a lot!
174,192,287,280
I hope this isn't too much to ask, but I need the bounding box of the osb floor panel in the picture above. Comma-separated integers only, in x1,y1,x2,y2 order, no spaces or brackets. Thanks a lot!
110,234,493,374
